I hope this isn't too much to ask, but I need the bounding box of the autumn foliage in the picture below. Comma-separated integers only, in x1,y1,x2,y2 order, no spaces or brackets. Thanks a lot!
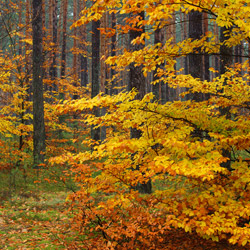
44,1,250,249
2,0,250,249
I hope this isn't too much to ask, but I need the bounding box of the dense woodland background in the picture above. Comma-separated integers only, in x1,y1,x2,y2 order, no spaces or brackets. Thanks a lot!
1,0,250,249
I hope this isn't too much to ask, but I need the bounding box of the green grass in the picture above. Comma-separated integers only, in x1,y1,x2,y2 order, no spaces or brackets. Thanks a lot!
0,163,79,249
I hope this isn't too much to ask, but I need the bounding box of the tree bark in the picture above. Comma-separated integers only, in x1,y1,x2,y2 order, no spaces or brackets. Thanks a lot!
91,19,101,142
129,12,151,194
32,0,46,167
79,0,88,87
60,0,68,79
188,11,203,102
49,0,58,92
110,12,117,95
220,26,233,171
152,27,164,101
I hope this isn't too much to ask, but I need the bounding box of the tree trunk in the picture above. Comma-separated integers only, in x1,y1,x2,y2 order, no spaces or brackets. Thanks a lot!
188,11,203,102
110,12,117,95
91,19,101,142
129,12,151,194
49,0,58,92
220,26,233,171
152,27,164,101
60,0,68,79
79,0,88,87
32,0,46,167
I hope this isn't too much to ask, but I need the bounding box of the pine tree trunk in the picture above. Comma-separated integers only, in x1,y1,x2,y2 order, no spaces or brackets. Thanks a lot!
32,0,46,167
61,0,68,79
152,27,164,101
129,12,151,194
79,0,88,87
220,26,233,171
49,0,58,92
110,12,117,95
188,11,203,102
91,19,101,142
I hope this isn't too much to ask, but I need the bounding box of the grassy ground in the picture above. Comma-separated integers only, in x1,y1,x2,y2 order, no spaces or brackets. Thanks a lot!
0,167,77,249
1,165,250,249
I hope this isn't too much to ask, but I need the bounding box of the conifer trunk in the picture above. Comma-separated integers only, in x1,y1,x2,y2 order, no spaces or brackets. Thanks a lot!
79,0,88,87
91,19,101,142
61,0,68,79
32,0,46,167
188,11,203,102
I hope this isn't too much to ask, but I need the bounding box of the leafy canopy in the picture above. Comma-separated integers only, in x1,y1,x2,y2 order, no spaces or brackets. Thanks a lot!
50,0,250,249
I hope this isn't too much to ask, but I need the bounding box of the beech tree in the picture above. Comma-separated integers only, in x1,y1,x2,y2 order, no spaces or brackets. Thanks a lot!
57,1,250,248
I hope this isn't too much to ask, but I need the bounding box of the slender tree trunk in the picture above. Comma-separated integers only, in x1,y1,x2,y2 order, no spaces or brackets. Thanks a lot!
129,12,151,194
58,0,68,139
18,1,24,151
220,26,233,171
26,0,32,101
32,0,46,167
188,11,203,102
73,0,78,100
61,0,68,79
110,12,117,95
79,0,88,87
203,13,210,100
49,0,58,92
188,11,205,141
152,27,164,101
91,19,101,142
203,13,210,81
100,13,109,141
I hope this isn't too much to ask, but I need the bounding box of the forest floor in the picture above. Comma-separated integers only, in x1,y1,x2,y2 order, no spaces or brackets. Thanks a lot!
1,191,250,250
0,190,75,249
0,171,250,249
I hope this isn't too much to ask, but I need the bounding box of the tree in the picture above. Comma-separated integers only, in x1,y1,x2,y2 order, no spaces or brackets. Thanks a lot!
128,11,152,194
188,10,203,101
60,0,68,79
32,0,46,167
49,0,250,248
79,0,88,87
91,18,101,142
49,0,58,92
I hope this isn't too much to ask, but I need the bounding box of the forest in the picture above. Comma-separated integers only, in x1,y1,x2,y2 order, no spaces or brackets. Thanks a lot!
1,0,250,249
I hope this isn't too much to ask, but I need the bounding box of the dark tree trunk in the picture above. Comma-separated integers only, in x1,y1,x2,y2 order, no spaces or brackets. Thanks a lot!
128,15,145,100
91,19,101,142
110,12,117,95
152,27,164,101
220,27,233,75
129,12,151,194
203,13,210,100
220,26,233,171
188,11,203,102
60,0,68,79
32,0,46,167
203,13,210,81
49,0,58,92
79,0,88,87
